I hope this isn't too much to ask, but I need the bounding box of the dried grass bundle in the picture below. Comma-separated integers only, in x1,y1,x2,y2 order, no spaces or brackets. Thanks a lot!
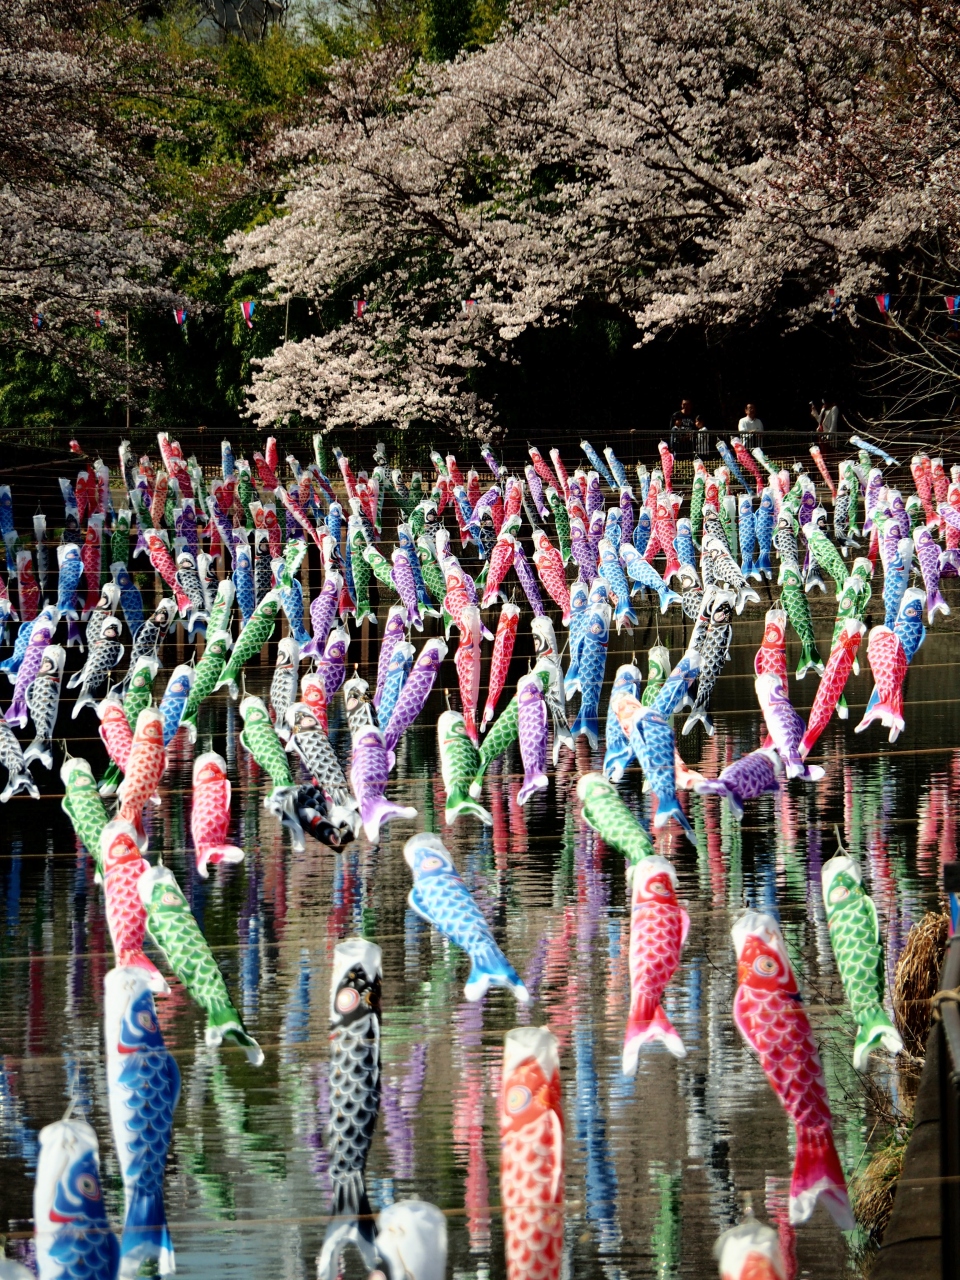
851,1131,908,1246
893,911,949,1055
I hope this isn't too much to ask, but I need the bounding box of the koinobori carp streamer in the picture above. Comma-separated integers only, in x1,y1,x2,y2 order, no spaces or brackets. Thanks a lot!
3,427,947,1280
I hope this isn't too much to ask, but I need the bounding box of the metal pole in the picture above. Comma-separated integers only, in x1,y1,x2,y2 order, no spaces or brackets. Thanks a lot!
125,312,130,435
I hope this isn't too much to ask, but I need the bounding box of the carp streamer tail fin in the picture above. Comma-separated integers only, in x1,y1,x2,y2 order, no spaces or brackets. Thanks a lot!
790,1126,854,1230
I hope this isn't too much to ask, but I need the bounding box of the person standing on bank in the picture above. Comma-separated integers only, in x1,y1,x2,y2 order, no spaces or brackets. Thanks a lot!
737,403,763,443
811,397,840,445
669,399,695,454
694,414,710,459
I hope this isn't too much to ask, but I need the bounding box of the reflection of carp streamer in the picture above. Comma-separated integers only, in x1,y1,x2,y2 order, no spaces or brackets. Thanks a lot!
316,940,382,1279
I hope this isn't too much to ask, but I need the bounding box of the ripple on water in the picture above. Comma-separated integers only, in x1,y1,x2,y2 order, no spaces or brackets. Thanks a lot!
1,596,958,1276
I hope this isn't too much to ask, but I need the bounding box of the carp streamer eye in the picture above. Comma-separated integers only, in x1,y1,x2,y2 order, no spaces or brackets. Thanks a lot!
506,1085,532,1114
77,1172,101,1199
754,954,779,977
830,885,851,902
137,1010,157,1033
420,855,444,872
162,892,180,906
336,987,360,1014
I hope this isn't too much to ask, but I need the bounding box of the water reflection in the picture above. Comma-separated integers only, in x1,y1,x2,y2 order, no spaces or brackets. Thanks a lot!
1,601,958,1277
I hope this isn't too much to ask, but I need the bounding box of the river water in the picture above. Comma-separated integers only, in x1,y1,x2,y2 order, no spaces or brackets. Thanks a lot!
0,568,954,1278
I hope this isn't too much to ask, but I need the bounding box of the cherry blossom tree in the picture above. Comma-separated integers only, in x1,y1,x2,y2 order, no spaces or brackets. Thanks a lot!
774,0,960,424
248,306,494,431
234,0,960,433
0,0,178,387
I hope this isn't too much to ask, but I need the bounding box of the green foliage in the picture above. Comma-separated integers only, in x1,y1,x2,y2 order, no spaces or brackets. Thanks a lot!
6,9,338,433
4,0,512,437
423,0,473,59
0,346,94,433
468,0,508,47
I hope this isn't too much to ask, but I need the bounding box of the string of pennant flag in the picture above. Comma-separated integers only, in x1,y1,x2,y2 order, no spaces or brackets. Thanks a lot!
873,292,960,320
24,292,960,334
825,289,960,322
